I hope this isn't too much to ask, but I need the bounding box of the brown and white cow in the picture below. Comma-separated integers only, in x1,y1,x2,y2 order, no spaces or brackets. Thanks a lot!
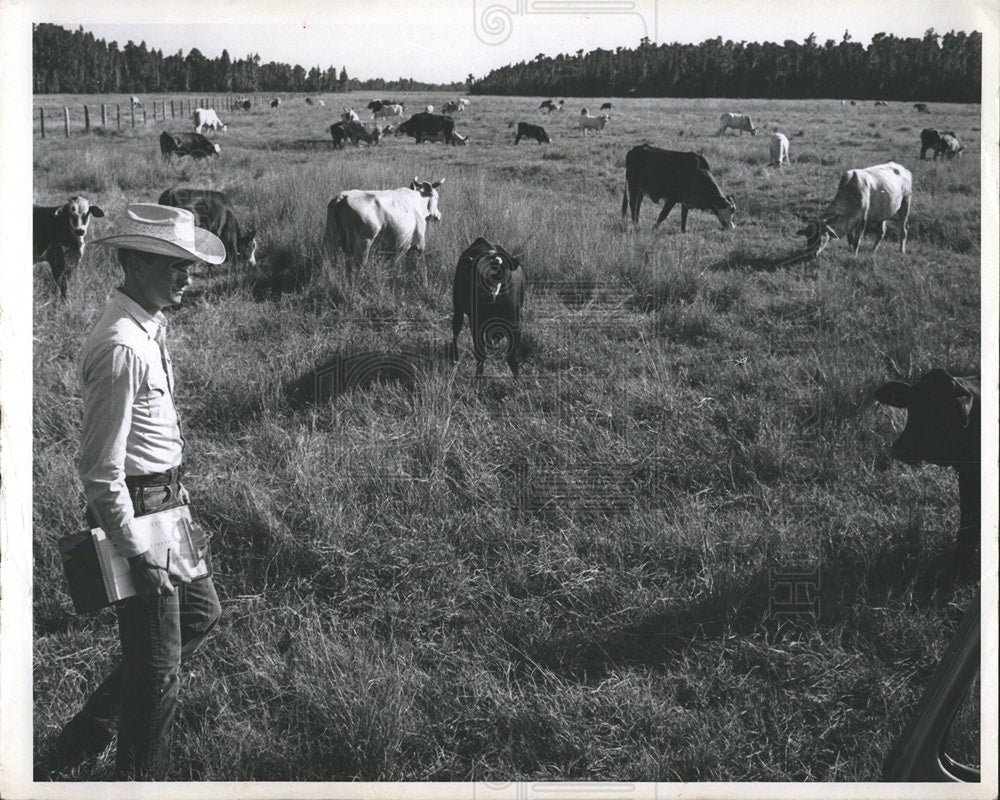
33,196,105,299
717,112,757,136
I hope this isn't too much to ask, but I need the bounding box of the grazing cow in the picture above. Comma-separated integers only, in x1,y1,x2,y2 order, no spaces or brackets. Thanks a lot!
451,237,525,377
305,97,315,105
717,112,757,136
795,220,839,256
193,107,227,134
875,100,889,106
442,100,462,114
158,187,257,267
367,99,404,113
324,177,445,276
850,100,857,106
818,162,912,255
159,131,221,160
934,133,963,160
329,120,382,149
395,112,456,144
769,132,790,167
539,99,557,113
374,103,405,120
237,99,252,111
341,107,360,123
600,102,613,111
578,112,610,135
875,369,980,571
920,128,945,160
622,145,736,232
270,97,281,109
33,196,105,299
514,122,551,144
130,96,142,107
914,103,929,113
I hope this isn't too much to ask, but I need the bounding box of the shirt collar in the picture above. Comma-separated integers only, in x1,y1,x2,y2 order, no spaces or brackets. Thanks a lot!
111,289,167,339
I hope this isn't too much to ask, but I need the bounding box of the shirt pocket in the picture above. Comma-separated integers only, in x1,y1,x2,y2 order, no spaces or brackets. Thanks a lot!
137,372,172,419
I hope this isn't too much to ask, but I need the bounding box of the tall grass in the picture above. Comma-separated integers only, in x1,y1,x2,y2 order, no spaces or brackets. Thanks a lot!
32,93,983,782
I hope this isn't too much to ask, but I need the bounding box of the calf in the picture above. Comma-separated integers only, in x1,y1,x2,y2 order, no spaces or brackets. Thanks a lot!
157,188,257,267
875,369,980,571
514,122,550,144
330,121,382,149
451,237,525,377
33,196,105,299
934,133,963,160
578,112,610,135
717,112,757,136
270,97,281,109
769,132,790,167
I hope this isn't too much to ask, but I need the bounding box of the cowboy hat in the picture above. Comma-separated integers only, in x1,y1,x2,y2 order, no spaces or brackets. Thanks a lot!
91,203,226,264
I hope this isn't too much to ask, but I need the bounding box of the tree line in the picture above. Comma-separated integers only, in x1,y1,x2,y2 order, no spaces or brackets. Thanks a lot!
32,24,464,95
470,30,981,102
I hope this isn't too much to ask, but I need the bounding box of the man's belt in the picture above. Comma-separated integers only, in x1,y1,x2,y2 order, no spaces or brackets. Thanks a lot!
125,466,183,488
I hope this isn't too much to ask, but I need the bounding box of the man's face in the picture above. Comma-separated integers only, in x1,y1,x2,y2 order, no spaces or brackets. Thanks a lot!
129,252,196,312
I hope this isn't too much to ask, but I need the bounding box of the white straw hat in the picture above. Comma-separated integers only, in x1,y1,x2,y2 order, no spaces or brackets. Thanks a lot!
92,203,226,264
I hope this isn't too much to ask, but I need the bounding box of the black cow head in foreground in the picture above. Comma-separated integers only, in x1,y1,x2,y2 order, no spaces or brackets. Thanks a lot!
875,368,980,574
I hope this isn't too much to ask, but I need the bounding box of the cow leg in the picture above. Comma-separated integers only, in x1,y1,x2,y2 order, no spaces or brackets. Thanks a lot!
514,133,521,144
48,248,69,300
848,221,864,256
654,201,677,229
680,205,689,233
629,189,643,224
507,328,520,377
897,198,910,254
872,220,888,253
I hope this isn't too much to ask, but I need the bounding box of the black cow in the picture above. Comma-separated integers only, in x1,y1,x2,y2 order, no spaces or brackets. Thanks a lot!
913,103,929,113
395,112,455,144
158,188,256,266
367,99,403,112
270,97,281,109
919,128,958,160
621,145,736,231
33,196,104,300
238,99,252,111
330,121,382,149
600,102,613,111
514,122,550,144
451,237,525,377
160,131,220,161
875,369,980,572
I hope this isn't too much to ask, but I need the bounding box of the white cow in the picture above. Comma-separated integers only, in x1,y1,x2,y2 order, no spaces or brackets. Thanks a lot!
578,112,610,135
374,103,405,119
324,177,446,277
130,96,142,107
342,107,360,122
819,162,912,255
193,107,228,134
717,112,757,136
769,132,790,166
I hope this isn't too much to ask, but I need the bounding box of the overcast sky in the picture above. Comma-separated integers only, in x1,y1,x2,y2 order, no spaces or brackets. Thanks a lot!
28,0,989,84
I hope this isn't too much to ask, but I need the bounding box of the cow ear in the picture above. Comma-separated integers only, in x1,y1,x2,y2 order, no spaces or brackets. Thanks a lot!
875,381,911,408
90,206,105,218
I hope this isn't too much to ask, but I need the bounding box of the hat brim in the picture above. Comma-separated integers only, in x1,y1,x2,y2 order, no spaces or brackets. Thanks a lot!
92,229,226,265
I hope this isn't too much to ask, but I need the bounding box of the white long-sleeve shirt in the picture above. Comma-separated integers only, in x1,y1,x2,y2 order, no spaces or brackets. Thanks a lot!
78,290,183,558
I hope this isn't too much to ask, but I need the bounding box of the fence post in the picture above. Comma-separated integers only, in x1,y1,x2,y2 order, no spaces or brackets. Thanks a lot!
101,103,107,126
84,105,90,132
131,103,135,128
170,100,174,118
64,107,70,137
152,102,156,121
117,104,121,130
40,107,45,139
143,108,147,125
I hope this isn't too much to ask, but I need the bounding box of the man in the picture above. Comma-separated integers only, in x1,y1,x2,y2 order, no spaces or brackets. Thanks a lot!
55,204,226,780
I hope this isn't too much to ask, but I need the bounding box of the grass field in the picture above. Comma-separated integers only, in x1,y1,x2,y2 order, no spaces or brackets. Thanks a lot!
31,91,983,782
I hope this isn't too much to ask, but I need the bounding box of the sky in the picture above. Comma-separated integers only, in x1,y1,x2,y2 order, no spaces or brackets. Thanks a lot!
28,0,990,85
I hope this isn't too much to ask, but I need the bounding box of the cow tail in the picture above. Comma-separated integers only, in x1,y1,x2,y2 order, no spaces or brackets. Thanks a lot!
621,182,630,219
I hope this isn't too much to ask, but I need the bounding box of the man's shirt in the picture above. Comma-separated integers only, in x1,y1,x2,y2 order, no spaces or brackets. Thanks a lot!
78,290,182,558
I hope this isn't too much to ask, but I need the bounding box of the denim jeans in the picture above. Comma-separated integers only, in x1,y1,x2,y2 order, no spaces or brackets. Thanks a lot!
79,479,221,780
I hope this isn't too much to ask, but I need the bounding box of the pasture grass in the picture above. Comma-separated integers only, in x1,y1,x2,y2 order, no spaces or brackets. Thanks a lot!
30,92,983,781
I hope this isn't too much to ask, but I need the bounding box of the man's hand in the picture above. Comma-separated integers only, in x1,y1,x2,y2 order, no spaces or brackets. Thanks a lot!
127,552,174,597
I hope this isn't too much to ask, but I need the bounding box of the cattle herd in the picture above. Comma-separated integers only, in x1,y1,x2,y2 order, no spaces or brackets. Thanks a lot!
32,96,978,573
